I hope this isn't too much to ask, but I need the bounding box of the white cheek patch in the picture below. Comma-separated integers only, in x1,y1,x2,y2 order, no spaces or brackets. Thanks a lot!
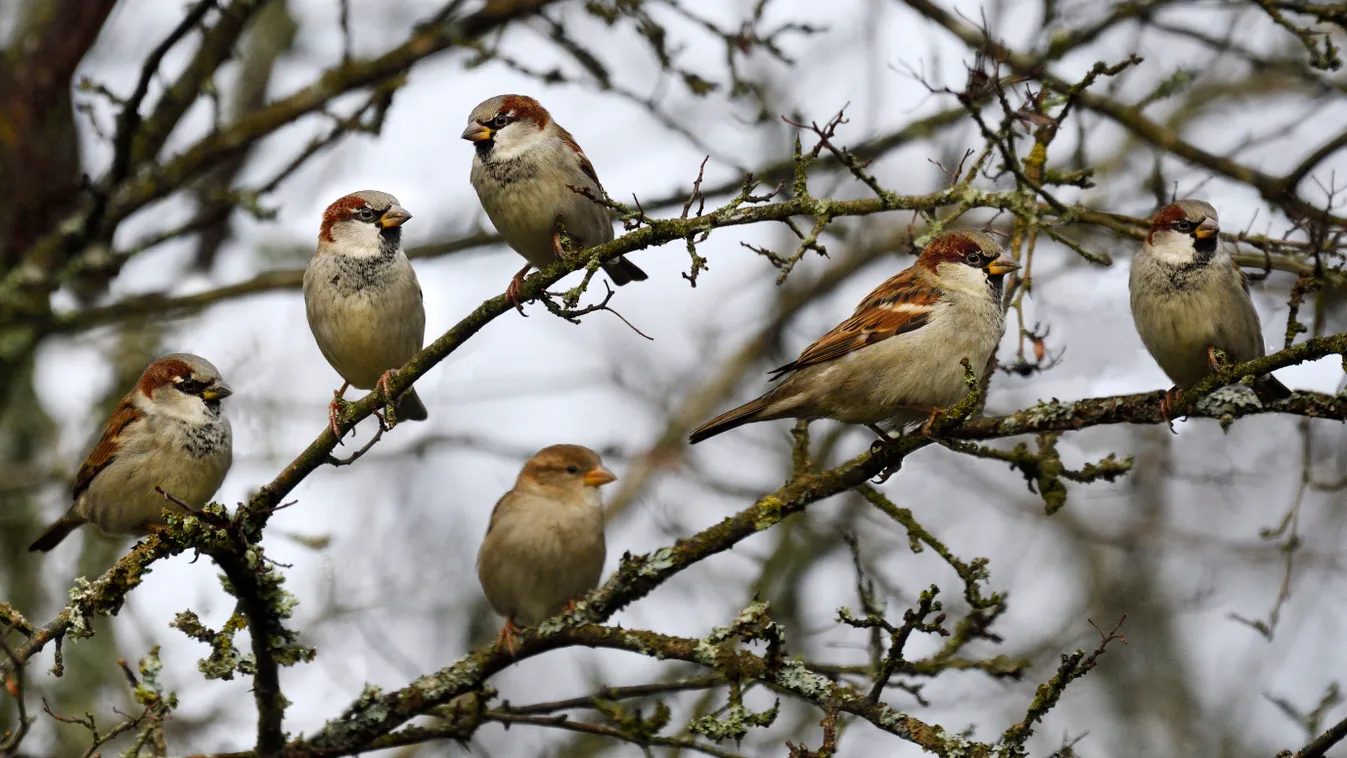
1147,232,1198,264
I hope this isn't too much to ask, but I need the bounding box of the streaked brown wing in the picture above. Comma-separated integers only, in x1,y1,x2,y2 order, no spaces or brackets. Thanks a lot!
557,125,603,190
72,395,141,500
769,270,940,378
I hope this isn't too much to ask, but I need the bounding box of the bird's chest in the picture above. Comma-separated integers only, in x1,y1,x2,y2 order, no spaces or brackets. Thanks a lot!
322,256,399,298
145,414,230,460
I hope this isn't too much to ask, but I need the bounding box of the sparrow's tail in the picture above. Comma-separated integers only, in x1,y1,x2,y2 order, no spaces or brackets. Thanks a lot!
603,256,648,286
28,511,85,552
1253,374,1292,404
689,397,772,444
396,387,429,422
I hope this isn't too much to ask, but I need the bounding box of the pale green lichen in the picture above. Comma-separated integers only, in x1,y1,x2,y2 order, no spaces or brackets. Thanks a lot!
636,547,677,576
776,658,832,699
689,698,780,742
1195,386,1262,432
1022,399,1073,425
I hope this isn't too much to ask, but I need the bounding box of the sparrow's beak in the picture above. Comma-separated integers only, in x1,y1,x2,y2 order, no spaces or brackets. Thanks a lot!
985,255,1022,276
201,383,233,401
461,123,493,143
582,465,617,487
378,205,412,228
1194,218,1219,239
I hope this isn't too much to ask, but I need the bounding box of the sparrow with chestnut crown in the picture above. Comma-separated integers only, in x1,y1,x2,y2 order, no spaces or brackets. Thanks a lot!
689,230,1019,444
29,354,233,552
304,190,428,435
1129,199,1290,420
477,444,615,655
463,94,647,314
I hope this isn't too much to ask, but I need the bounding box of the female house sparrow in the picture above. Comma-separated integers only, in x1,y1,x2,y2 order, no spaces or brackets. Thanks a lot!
477,444,615,654
1129,199,1291,414
304,190,428,433
462,94,647,312
29,354,233,552
689,231,1019,444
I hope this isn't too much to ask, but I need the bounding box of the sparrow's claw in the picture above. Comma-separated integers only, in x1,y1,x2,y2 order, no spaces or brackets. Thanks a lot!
328,389,351,443
506,263,533,316
920,407,943,438
1159,387,1186,434
375,370,400,427
495,617,522,656
1206,345,1222,373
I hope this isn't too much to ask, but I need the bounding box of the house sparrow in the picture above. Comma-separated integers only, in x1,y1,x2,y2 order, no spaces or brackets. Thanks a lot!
29,354,233,552
689,231,1019,444
304,190,428,434
462,94,647,313
477,444,615,654
1129,199,1291,416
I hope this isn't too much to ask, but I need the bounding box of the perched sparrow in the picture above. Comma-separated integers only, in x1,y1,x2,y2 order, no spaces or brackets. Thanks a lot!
1129,199,1291,416
304,190,428,433
462,94,647,313
29,354,233,552
477,444,615,654
689,231,1019,444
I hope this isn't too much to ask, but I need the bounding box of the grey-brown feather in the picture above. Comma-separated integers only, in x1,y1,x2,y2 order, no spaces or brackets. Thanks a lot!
476,487,605,626
304,249,427,417
1130,235,1284,398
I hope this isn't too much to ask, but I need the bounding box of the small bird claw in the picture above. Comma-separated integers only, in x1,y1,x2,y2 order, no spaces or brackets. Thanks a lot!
1206,345,1222,373
375,370,400,428
1159,387,1187,434
328,383,351,442
496,618,522,657
505,263,533,316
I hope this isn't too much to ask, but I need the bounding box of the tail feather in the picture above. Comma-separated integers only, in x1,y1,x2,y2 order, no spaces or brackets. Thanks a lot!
1253,374,1292,404
603,256,648,286
29,511,85,552
395,387,429,422
689,397,772,444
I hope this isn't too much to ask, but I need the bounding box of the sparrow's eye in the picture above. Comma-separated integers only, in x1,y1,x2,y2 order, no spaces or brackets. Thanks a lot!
356,207,377,222
1173,219,1193,232
964,251,985,266
491,114,511,128
565,465,579,474
176,378,205,395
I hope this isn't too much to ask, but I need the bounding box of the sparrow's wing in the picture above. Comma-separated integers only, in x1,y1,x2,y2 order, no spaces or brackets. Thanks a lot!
72,395,140,500
769,269,941,378
483,491,516,537
556,125,603,190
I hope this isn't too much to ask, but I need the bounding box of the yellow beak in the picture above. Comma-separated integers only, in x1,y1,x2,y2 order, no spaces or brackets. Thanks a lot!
201,385,233,401
461,123,493,142
582,465,617,487
1194,219,1219,239
378,205,412,228
985,255,1022,276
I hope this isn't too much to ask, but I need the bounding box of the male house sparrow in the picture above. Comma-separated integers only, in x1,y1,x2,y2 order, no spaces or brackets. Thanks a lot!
1129,199,1291,414
29,354,233,552
689,231,1019,444
304,190,428,433
462,94,647,312
477,444,615,654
